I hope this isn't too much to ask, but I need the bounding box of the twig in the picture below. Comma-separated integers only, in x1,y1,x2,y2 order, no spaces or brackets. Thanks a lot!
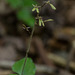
47,53,75,71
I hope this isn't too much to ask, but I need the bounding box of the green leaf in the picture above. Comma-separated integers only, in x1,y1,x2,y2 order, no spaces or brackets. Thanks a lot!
17,8,35,28
7,0,37,8
9,74,17,75
7,0,23,8
23,0,37,7
7,0,37,27
12,58,36,75
49,3,56,10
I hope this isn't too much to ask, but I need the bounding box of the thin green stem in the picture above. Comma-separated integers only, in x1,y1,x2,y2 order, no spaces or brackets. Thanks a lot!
21,24,35,75
41,2,47,8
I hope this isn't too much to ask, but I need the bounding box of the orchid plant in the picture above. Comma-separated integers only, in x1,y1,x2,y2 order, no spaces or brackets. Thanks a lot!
7,0,56,75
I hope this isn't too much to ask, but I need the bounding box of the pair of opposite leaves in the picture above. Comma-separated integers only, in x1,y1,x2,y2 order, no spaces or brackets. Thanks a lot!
10,58,36,75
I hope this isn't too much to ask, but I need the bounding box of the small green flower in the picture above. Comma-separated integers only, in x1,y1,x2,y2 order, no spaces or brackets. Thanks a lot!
22,24,29,31
38,17,45,26
46,0,56,10
49,3,56,10
32,4,40,13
